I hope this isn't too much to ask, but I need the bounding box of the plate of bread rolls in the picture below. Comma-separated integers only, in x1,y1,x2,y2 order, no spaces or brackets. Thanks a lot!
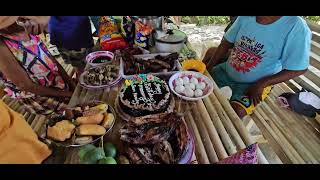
45,101,116,147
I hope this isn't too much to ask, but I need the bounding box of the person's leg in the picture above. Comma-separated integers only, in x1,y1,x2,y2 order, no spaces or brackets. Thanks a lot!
230,83,273,119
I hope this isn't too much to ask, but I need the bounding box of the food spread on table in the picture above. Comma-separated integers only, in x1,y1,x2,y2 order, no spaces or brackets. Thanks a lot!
46,16,207,164
119,112,192,164
169,71,213,101
122,52,180,75
116,74,174,119
82,65,120,87
46,102,115,146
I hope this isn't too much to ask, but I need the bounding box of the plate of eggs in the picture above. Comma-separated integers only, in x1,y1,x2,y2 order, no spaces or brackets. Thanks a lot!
169,71,214,101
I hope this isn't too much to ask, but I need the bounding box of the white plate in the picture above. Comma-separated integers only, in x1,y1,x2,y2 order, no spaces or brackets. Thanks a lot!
169,71,214,101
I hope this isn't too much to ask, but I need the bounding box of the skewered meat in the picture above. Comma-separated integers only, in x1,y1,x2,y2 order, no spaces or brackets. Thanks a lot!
122,52,179,75
120,112,190,164
153,141,174,164
120,113,180,145
127,147,160,164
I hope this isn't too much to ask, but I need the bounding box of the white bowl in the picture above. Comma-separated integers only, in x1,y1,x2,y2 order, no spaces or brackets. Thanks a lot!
169,71,214,101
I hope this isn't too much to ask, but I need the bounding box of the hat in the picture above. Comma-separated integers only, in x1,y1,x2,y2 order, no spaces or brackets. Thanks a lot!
278,90,320,118
0,16,19,30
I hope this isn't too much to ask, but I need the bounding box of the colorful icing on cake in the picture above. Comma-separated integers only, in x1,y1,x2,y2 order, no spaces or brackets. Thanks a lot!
119,74,172,117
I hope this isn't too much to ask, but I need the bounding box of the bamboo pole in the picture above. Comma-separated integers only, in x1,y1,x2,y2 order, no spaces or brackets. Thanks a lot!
252,110,302,163
203,97,237,155
7,99,16,107
3,97,12,105
30,115,41,129
184,108,210,164
101,87,111,102
23,112,30,119
10,101,19,111
107,86,120,107
68,85,82,107
19,107,26,115
271,87,320,145
259,105,317,163
82,89,98,103
189,104,219,163
264,96,320,159
27,113,36,124
1,95,9,101
206,73,269,164
209,93,245,149
196,100,229,159
278,83,320,134
256,107,310,163
251,112,290,164
33,115,47,135
260,102,319,163
16,105,25,114
78,88,88,105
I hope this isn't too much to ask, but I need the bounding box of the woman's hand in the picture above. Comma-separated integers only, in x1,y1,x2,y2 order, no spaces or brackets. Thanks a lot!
17,16,50,35
245,82,266,106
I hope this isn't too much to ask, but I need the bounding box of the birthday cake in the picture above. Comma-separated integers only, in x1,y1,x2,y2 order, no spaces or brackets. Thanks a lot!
118,74,173,117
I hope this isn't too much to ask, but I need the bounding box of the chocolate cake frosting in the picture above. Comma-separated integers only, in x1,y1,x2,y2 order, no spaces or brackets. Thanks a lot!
119,75,171,117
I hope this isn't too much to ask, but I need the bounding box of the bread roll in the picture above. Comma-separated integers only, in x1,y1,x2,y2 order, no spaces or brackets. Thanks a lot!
76,113,104,125
102,113,115,129
77,124,106,136
47,120,75,141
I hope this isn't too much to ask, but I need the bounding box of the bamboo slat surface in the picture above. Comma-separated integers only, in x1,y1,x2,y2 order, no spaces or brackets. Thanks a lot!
249,82,320,164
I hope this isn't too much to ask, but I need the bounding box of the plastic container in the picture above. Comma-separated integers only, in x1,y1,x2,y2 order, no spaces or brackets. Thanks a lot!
85,51,114,67
120,53,182,79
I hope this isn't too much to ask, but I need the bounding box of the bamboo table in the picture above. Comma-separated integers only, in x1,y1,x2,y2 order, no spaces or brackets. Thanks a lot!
46,55,268,164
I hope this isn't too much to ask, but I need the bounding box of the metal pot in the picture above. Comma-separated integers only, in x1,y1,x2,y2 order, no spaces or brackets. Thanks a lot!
154,29,187,53
138,16,163,31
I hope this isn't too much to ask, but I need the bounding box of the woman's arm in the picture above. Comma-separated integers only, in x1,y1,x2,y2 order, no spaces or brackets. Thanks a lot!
204,38,234,70
0,40,73,98
50,57,76,91
246,69,307,106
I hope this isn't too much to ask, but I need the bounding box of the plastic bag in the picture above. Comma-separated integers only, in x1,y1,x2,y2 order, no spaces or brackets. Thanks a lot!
99,16,128,51
134,20,153,49
121,16,134,45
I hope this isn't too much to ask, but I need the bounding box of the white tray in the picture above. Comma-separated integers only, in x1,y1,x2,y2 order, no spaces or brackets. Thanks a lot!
120,53,182,79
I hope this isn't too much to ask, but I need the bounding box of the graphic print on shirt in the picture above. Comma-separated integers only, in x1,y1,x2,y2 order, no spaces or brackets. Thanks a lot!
229,35,266,73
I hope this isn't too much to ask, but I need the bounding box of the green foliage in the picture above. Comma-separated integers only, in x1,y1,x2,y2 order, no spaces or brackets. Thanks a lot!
182,16,230,26
182,16,320,26
303,16,320,23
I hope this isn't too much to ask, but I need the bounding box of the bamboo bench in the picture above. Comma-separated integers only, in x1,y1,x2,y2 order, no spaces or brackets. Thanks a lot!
245,20,320,164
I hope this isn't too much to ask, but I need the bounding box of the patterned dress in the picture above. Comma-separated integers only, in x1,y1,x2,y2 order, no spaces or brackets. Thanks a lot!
0,33,69,115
